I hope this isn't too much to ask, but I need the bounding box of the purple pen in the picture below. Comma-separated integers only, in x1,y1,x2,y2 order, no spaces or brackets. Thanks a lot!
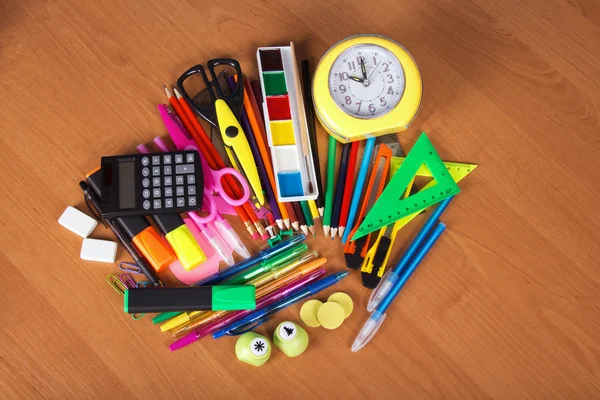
169,268,327,351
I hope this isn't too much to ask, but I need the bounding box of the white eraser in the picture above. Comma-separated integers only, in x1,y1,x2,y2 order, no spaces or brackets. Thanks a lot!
58,206,98,238
80,238,118,263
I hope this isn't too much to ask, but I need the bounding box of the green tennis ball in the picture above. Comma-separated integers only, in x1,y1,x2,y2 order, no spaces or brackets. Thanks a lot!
235,332,271,367
273,321,309,357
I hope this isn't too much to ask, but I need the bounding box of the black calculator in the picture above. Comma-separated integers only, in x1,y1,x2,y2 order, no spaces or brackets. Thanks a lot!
99,150,203,218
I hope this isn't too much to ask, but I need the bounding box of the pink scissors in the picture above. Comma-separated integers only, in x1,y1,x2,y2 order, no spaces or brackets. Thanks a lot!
158,104,251,259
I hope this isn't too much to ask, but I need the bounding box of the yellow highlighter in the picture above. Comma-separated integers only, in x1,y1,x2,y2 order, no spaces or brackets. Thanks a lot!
154,214,206,271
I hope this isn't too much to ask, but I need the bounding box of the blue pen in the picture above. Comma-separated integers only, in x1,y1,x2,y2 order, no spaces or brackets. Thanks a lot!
192,234,306,286
342,137,376,244
367,196,454,311
351,222,446,352
213,271,349,339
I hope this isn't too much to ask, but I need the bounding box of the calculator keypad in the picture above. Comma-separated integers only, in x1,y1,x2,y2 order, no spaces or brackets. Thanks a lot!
141,150,201,213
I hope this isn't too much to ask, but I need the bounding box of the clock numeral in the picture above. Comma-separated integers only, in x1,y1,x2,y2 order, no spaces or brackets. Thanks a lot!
368,104,376,113
382,63,390,72
345,96,352,105
380,97,387,107
356,56,364,65
387,74,394,83
339,72,349,81
339,84,347,93
373,56,377,65
355,102,362,112
387,86,394,95
348,61,356,71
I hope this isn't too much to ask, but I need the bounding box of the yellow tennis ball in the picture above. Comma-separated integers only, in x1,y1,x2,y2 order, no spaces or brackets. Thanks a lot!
317,301,345,330
327,292,353,319
300,299,323,327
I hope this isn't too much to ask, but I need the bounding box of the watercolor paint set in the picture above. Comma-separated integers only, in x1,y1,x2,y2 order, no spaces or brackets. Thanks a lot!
257,43,319,202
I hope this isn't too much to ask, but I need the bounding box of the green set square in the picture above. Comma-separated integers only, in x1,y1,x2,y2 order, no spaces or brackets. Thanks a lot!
262,71,287,96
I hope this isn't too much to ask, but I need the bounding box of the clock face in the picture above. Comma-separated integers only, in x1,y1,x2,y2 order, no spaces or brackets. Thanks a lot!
328,44,405,119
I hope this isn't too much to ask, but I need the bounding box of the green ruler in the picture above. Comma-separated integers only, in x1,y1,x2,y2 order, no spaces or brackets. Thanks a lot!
352,132,461,240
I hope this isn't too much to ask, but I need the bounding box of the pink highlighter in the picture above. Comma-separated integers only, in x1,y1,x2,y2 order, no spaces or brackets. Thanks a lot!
169,268,327,351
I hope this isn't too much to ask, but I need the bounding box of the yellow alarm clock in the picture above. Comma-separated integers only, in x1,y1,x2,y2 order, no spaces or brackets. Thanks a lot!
313,34,422,143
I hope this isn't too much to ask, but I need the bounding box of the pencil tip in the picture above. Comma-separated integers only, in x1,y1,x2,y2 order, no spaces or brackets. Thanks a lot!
323,226,330,236
301,226,308,235
173,87,183,99
284,219,291,229
318,208,324,218
164,85,172,98
339,227,345,237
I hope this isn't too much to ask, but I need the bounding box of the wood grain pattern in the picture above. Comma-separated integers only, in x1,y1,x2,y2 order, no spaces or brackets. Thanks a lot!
1,0,599,398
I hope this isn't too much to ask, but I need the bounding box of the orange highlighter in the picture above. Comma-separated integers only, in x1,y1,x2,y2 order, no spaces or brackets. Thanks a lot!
87,169,176,272
166,257,328,335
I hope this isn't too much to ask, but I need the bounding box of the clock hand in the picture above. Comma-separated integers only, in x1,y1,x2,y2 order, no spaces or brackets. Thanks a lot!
360,57,367,80
349,75,364,83
367,60,383,80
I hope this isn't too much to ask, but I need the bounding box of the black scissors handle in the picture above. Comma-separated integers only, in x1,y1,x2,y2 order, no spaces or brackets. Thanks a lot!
177,64,219,127
176,59,244,129
207,58,244,118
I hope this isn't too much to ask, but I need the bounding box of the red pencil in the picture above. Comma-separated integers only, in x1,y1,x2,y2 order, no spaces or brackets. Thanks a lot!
164,86,263,239
338,141,360,238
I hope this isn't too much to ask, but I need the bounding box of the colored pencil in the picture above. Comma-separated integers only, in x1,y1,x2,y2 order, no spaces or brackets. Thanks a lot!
301,60,324,216
341,137,376,244
330,143,350,239
293,202,307,235
308,200,319,220
300,201,316,236
338,141,359,237
165,87,259,239
250,80,266,123
288,201,299,231
226,77,283,229
239,78,291,229
323,135,337,236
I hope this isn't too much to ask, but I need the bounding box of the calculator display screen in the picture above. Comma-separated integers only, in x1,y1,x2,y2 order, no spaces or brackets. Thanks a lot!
118,160,136,209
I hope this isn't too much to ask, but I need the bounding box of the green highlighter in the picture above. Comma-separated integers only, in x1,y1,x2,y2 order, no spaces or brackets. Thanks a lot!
223,244,308,285
124,285,256,313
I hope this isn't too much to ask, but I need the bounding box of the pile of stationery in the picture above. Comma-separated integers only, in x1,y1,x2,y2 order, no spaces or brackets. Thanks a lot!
59,34,477,361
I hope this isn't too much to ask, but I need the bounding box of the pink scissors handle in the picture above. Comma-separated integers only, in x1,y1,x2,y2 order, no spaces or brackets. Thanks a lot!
211,168,250,207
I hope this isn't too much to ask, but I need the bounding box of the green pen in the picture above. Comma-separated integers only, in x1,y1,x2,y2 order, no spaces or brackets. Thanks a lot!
223,244,309,285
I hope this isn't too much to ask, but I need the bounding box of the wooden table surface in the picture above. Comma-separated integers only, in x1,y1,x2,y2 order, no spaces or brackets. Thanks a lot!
1,0,599,398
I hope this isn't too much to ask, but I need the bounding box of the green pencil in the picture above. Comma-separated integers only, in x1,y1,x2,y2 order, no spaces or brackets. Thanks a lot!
300,201,315,236
323,135,337,236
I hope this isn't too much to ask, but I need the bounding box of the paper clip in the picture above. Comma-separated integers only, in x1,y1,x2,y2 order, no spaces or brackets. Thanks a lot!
120,273,137,289
118,261,142,274
137,281,153,288
106,274,146,320
106,274,127,296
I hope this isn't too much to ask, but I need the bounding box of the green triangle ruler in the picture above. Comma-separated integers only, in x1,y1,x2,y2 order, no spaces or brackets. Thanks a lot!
352,132,461,240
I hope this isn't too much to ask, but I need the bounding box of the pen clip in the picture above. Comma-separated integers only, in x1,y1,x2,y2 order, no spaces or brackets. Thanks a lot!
226,316,269,336
118,261,142,274
83,189,106,228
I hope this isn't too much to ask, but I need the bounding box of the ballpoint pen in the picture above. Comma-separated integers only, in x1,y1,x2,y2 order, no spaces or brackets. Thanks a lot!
79,181,162,286
213,271,349,339
152,234,307,324
193,234,306,286
222,244,309,285
160,257,327,336
351,222,446,352
367,196,454,311
170,268,327,351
